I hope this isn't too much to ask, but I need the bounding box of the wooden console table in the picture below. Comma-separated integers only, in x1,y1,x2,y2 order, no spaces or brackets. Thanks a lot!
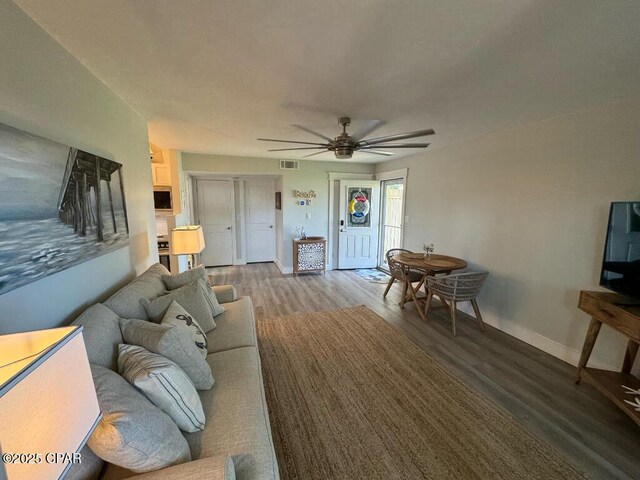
576,290,640,426
293,238,326,275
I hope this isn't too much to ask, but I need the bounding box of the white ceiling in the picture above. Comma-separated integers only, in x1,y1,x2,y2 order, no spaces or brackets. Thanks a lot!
14,0,640,163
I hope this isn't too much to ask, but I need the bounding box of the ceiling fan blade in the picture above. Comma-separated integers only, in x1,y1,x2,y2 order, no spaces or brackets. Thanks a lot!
361,150,394,156
358,143,430,149
358,128,435,146
257,138,328,146
291,124,334,142
351,119,385,142
303,150,329,158
267,147,328,152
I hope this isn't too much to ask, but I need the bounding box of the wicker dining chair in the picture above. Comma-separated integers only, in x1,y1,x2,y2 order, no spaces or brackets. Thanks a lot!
383,248,424,298
424,271,489,336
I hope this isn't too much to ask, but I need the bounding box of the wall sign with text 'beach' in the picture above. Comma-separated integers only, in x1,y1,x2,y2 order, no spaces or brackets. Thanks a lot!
294,190,317,199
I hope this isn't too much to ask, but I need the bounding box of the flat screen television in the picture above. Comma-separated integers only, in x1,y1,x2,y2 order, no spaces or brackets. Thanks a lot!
600,201,640,300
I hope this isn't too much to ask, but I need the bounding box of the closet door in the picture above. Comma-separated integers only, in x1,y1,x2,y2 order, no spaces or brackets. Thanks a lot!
197,179,234,266
245,179,275,263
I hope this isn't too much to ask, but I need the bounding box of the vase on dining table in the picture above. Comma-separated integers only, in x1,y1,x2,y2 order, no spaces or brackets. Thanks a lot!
423,243,434,260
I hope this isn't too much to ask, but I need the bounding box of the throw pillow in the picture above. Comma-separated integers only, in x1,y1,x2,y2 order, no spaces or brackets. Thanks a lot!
118,344,206,433
87,365,191,473
140,278,224,332
120,318,214,390
71,303,123,371
103,263,170,319
65,446,103,480
161,265,210,290
161,300,208,356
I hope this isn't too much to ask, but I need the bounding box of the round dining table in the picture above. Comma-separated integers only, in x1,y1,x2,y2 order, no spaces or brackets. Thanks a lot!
391,252,467,321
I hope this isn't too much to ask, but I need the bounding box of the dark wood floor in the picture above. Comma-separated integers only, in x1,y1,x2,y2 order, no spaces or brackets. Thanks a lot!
207,263,640,480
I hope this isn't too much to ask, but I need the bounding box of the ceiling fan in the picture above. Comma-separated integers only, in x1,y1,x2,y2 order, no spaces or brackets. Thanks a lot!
257,117,434,159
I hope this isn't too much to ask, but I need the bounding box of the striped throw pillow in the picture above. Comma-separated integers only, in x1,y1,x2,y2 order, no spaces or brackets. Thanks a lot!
118,344,206,433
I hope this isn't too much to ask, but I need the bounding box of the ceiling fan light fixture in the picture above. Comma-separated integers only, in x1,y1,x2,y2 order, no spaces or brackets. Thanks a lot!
334,146,353,159
258,117,434,160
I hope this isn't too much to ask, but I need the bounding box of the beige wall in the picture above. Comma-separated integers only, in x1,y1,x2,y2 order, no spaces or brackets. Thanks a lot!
0,1,157,334
376,98,640,369
182,154,375,272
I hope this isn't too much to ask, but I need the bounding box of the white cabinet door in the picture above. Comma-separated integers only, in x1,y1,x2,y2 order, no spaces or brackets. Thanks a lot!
197,180,234,266
245,179,275,262
337,180,380,269
152,164,171,186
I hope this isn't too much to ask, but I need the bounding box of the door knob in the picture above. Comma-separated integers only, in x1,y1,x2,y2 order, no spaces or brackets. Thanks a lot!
269,225,274,228
340,228,346,232
226,226,232,230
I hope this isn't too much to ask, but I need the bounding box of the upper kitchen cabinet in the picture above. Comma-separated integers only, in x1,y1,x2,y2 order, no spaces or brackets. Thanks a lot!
152,163,171,186
150,143,172,186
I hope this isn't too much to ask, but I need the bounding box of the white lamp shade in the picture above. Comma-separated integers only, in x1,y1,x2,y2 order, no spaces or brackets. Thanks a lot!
0,326,101,480
170,225,205,255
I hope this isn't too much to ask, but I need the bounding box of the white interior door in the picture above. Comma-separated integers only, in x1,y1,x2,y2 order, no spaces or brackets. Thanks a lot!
197,179,234,266
245,179,276,262
338,180,380,269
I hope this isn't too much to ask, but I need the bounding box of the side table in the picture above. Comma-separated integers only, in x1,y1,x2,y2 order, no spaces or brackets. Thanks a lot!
292,238,326,275
576,290,640,426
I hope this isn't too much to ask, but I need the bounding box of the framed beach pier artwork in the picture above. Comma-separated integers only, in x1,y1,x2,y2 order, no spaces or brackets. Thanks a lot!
0,122,129,295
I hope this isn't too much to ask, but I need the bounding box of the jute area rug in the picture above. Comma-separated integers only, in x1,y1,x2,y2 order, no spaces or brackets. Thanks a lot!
256,306,585,480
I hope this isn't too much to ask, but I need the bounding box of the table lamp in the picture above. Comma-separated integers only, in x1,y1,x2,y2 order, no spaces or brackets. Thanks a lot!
0,326,101,480
170,225,205,269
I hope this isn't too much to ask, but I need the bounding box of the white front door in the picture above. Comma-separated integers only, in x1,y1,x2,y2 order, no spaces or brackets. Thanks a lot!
245,179,276,262
197,179,234,266
338,180,380,269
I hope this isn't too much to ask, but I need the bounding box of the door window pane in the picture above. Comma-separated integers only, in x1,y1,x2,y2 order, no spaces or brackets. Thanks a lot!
379,180,404,267
347,187,372,227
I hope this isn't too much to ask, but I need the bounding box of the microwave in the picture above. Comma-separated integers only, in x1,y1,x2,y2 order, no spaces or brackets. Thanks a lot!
153,187,173,211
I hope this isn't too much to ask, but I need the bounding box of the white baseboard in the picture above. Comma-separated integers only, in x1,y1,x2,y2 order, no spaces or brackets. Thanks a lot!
274,258,292,275
456,303,617,370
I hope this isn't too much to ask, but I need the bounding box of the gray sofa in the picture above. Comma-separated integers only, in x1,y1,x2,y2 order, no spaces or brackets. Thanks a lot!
68,264,279,480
